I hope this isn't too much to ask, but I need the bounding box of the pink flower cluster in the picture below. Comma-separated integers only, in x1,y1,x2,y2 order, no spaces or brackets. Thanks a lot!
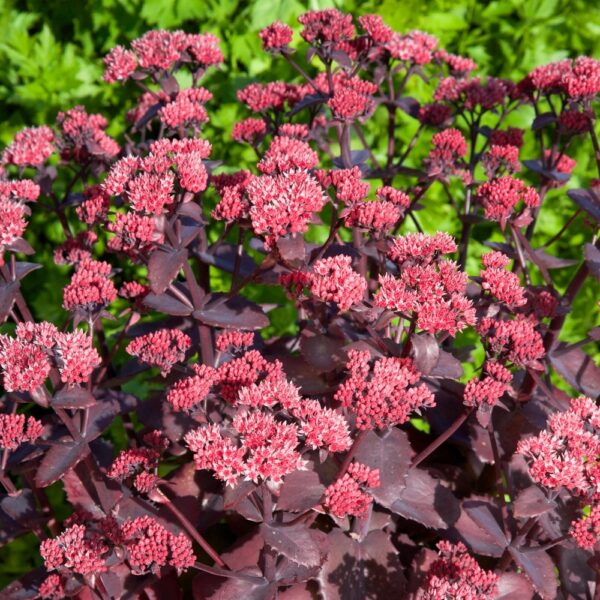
126,328,191,376
310,255,366,311
435,76,514,112
0,322,99,390
259,21,293,51
41,515,195,577
463,361,512,409
0,413,43,450
63,258,117,313
426,128,467,181
103,30,223,82
159,87,212,129
232,118,267,144
482,144,521,177
420,541,499,600
2,125,54,167
297,9,355,45
477,316,545,368
480,251,526,307
328,74,377,121
375,233,476,335
335,350,434,430
316,166,370,204
216,329,254,353
166,363,217,412
525,56,600,99
237,81,300,113
517,396,600,496
56,106,120,162
324,462,380,518
570,505,600,550
476,175,540,227
257,135,318,174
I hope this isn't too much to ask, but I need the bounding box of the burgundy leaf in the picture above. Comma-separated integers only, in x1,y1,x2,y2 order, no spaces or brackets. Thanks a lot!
143,292,193,316
195,294,269,330
584,243,600,281
318,529,406,600
299,333,346,373
410,333,440,376
495,572,535,600
391,469,460,528
196,243,258,278
260,522,324,567
0,280,19,323
462,500,508,548
395,96,420,118
567,188,600,222
531,112,557,130
52,387,96,409
35,440,89,487
148,248,188,295
354,429,412,509
14,262,42,280
277,470,325,513
549,343,600,397
513,486,555,519
276,234,306,263
508,547,558,600
532,248,578,269
192,568,271,600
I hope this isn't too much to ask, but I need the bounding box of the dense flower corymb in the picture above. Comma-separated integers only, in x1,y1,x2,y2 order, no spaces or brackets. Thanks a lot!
310,255,366,311
0,414,43,450
324,462,380,518
126,329,191,376
335,350,435,430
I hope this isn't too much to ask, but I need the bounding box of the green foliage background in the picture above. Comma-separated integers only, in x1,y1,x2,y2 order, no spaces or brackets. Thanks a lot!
0,0,599,587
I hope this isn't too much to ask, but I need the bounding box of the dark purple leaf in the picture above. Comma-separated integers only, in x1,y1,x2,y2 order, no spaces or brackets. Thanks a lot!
462,500,508,548
584,243,600,281
160,73,179,96
35,440,89,487
513,486,555,519
410,333,439,375
448,499,507,557
134,102,162,130
354,429,412,509
52,387,96,409
276,234,306,263
195,294,269,330
193,570,271,600
196,243,257,278
523,159,570,182
532,248,578,269
391,469,459,528
549,343,600,397
14,262,42,280
0,568,48,599
143,292,193,316
429,350,464,379
531,112,557,130
223,480,262,522
148,248,188,294
290,93,328,116
333,150,370,169
261,523,323,567
508,547,557,600
568,188,600,222
277,470,325,513
395,96,420,118
330,49,352,68
318,529,406,600
299,333,345,373
495,573,535,600
556,546,596,599
7,238,34,255
0,280,19,322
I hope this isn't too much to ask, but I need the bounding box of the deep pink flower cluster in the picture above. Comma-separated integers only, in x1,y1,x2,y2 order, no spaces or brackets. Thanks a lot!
345,197,402,231
37,574,65,600
104,30,223,82
232,117,267,144
76,185,111,225
335,350,434,430
480,251,526,307
316,166,370,204
0,413,43,450
490,127,524,148
159,87,212,129
328,74,377,121
216,329,255,353
298,9,355,45
257,135,319,174
310,255,367,311
56,106,120,162
482,144,521,177
475,175,540,226
237,81,300,113
518,396,600,496
426,128,467,180
463,361,512,409
259,21,293,50
0,180,40,254
376,233,475,335
2,125,54,166
435,76,513,112
246,169,326,248
0,322,99,390
477,316,545,367
570,504,600,550
126,329,191,376
525,56,600,99
386,30,438,64
166,363,217,412
420,541,499,600
324,461,380,518
63,258,117,312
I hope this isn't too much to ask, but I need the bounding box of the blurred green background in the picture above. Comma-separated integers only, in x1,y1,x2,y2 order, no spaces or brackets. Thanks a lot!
1,0,600,588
